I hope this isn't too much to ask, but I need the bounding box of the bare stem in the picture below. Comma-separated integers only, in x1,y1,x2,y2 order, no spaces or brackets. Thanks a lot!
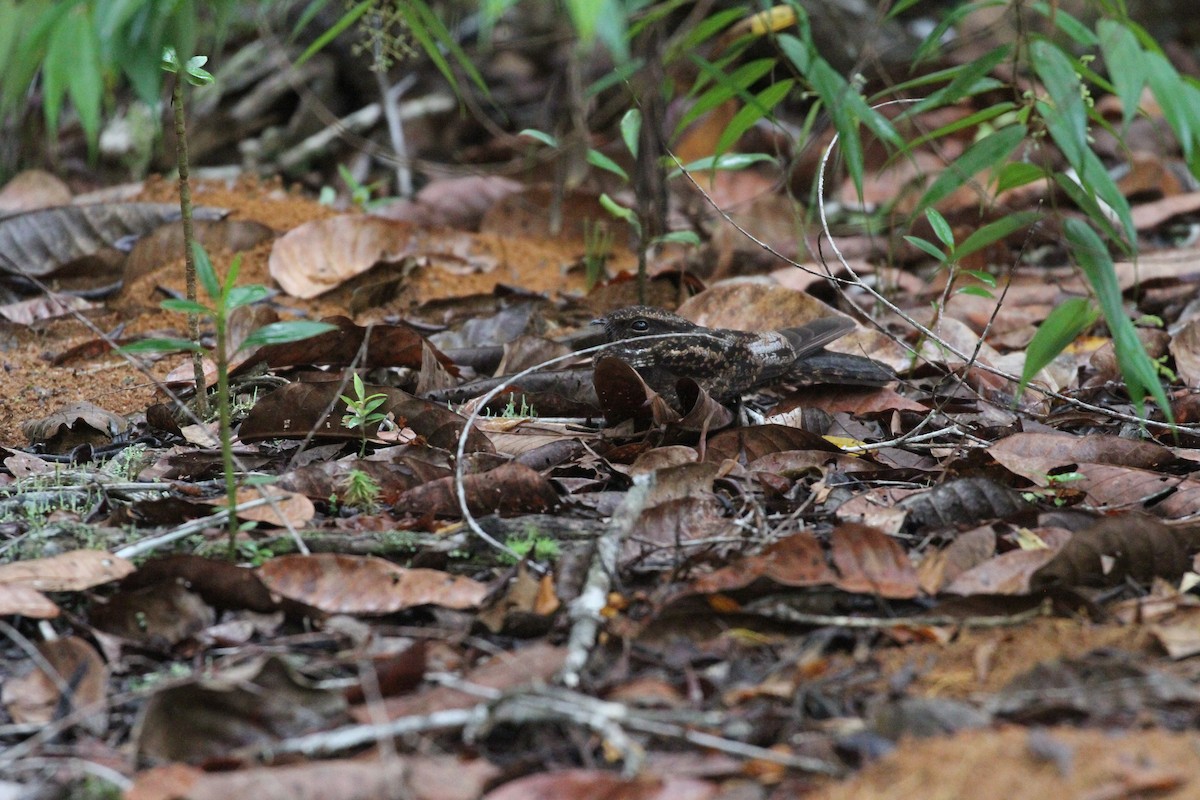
172,76,209,417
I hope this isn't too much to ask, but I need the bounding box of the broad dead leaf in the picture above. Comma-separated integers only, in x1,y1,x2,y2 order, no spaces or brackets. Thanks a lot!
257,553,488,613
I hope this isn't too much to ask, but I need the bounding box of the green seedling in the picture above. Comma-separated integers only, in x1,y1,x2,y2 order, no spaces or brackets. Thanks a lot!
340,374,390,457
340,467,382,511
122,243,336,554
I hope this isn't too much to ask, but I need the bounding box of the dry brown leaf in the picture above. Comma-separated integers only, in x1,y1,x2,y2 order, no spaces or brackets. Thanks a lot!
830,523,921,599
257,553,488,613
0,168,72,213
268,215,418,298
0,550,134,592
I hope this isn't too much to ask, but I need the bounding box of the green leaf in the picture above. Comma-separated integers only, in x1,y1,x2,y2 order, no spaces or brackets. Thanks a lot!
902,235,948,263
677,57,776,134
192,241,220,301
294,0,370,68
183,54,213,86
955,211,1040,261
1031,0,1097,46
120,337,203,354
668,152,774,177
1051,172,1125,246
1018,297,1098,399
160,298,211,316
600,193,639,231
1065,219,1172,423
1032,40,1132,244
995,162,1045,194
669,7,743,61
956,285,995,299
925,208,954,248
0,2,67,118
227,285,271,310
586,149,628,181
1031,41,1088,166
916,123,1025,213
906,102,1017,152
57,6,102,153
519,128,558,148
899,46,1011,119
963,269,998,288
714,79,793,157
1097,19,1146,127
654,230,701,246
565,0,628,62
406,0,489,95
240,321,338,352
221,252,244,297
619,108,640,158
1144,51,1199,168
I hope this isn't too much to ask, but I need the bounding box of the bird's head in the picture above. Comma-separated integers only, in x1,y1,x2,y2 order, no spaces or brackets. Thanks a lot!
594,306,698,340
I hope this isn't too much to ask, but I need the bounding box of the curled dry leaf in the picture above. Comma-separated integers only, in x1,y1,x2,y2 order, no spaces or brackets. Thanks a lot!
375,174,523,229
1031,514,1197,589
122,218,274,287
258,553,488,613
1169,318,1200,388
269,216,418,298
0,294,98,325
897,477,1033,532
482,769,716,800
0,583,61,618
677,282,839,332
21,401,130,450
394,461,558,518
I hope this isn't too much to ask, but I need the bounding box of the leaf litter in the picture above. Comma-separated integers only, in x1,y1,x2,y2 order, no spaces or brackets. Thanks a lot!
9,55,1200,800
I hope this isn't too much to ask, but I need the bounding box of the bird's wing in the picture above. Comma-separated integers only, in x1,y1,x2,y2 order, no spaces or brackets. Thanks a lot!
779,317,856,359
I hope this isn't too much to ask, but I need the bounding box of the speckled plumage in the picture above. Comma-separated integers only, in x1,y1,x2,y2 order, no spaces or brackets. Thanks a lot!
595,306,855,403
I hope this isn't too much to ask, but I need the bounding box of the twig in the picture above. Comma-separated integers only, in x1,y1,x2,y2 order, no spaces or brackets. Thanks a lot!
559,472,653,688
114,496,278,560
234,682,843,776
749,599,1051,629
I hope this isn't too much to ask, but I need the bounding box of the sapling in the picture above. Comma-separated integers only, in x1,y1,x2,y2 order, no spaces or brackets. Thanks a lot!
123,243,336,554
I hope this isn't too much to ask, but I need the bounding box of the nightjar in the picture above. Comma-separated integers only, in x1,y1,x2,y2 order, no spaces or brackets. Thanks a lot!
595,305,857,404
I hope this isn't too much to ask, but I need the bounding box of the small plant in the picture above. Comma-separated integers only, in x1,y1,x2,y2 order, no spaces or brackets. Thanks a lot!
520,110,714,301
1023,470,1086,508
501,527,560,564
582,219,614,291
483,393,537,419
340,467,382,511
122,244,336,554
320,164,392,211
236,538,274,567
340,374,390,457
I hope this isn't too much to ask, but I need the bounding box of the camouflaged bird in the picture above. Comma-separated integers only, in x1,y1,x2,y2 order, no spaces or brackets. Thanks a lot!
595,305,858,404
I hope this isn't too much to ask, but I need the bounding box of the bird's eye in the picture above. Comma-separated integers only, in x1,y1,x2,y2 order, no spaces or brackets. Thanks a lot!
631,319,650,332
